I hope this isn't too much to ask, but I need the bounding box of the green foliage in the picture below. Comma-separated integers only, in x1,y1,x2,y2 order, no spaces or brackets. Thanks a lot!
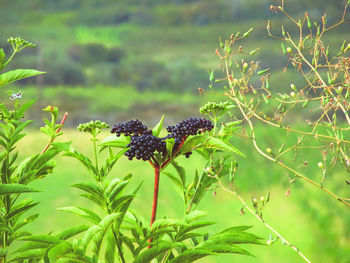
0,38,67,262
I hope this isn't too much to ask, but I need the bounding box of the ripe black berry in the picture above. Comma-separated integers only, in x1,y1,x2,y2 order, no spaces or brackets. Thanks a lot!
125,134,166,161
111,117,213,162
111,120,151,137
166,117,213,152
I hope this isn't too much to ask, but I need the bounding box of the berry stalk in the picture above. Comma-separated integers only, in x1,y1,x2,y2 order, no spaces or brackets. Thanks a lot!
149,166,160,247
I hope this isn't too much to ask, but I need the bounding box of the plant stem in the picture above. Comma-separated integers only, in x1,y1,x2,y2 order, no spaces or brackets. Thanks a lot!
215,177,312,263
148,166,160,247
150,167,160,226
93,136,99,180
41,112,68,154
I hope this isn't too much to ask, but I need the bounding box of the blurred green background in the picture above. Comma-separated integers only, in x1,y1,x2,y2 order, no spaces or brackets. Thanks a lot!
1,0,350,262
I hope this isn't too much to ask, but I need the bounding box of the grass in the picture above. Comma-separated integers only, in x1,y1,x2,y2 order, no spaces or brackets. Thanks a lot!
14,126,350,263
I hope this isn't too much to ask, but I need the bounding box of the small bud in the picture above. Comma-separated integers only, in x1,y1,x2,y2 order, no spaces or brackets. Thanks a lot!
286,47,292,53
267,240,272,245
317,162,324,169
290,92,296,98
285,188,290,197
260,196,265,202
290,83,296,91
206,167,212,173
266,148,272,154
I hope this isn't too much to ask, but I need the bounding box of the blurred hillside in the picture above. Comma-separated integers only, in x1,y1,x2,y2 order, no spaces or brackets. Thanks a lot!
0,0,349,124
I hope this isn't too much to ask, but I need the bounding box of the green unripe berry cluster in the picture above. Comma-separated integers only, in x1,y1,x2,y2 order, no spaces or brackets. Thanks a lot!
77,120,109,134
200,101,233,115
8,37,36,48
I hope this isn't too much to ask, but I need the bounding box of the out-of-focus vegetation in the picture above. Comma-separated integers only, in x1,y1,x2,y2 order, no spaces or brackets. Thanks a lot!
1,0,349,122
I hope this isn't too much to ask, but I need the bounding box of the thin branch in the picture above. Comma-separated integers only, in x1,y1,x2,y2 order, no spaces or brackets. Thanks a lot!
41,112,68,154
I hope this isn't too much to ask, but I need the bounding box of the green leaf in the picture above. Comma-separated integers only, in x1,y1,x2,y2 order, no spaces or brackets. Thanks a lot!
6,200,39,220
170,161,186,187
55,225,89,240
0,184,39,195
163,172,182,190
134,241,180,263
57,206,101,224
107,180,129,202
8,249,44,262
180,222,215,235
150,219,188,233
0,69,45,87
152,114,164,137
0,49,5,70
169,248,212,263
184,211,207,223
48,241,73,262
203,243,253,256
100,134,130,149
21,235,60,244
16,100,35,118
179,135,206,155
81,213,120,253
64,150,96,175
0,223,13,233
203,137,246,156
72,182,104,203
104,230,116,263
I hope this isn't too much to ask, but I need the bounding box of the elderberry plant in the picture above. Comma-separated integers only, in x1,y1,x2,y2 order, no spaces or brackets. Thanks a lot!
0,38,69,262
18,115,261,263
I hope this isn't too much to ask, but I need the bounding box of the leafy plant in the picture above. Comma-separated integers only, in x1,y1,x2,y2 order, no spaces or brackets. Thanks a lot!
0,38,68,262
14,115,262,262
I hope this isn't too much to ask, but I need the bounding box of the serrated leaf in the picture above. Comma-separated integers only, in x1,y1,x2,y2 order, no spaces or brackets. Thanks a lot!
163,172,182,190
6,200,39,220
8,249,44,262
169,248,212,263
150,219,189,233
57,206,101,224
105,230,116,263
0,184,39,195
81,213,120,253
0,69,45,87
179,135,206,155
134,241,180,263
48,241,72,262
203,137,245,156
64,150,96,175
72,182,104,202
152,114,164,137
100,134,130,149
170,161,186,187
202,243,253,256
21,235,60,244
184,211,207,223
55,225,89,240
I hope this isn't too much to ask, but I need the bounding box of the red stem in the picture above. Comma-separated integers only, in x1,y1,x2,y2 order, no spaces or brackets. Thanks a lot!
41,112,68,154
160,136,187,169
148,166,160,247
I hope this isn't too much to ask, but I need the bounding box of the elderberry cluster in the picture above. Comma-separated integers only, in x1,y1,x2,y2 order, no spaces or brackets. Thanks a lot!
125,134,166,161
166,118,213,143
111,120,151,136
166,118,213,158
111,117,213,162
